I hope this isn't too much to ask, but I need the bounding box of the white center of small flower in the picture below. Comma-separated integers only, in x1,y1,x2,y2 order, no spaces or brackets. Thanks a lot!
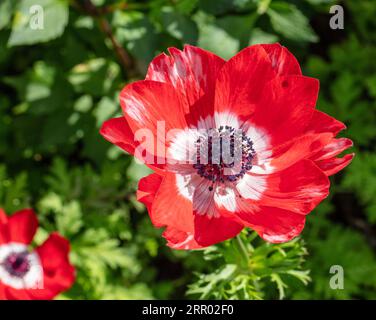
0,243,43,289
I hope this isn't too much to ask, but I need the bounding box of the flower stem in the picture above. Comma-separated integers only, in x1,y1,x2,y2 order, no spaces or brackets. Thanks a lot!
235,234,249,265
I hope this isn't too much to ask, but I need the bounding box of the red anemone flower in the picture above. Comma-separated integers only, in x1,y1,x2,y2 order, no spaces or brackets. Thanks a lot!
100,44,354,249
0,208,75,299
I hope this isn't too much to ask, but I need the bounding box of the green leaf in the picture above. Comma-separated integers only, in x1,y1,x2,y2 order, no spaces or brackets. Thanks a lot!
176,0,199,14
44,158,72,197
93,96,118,128
188,231,310,299
267,2,318,42
366,75,376,98
249,28,278,45
256,0,272,14
102,283,153,300
127,160,153,182
113,11,160,71
198,0,253,15
75,229,140,272
38,192,63,212
330,72,361,109
68,58,120,97
160,7,198,43
0,0,14,30
342,152,376,224
215,14,257,46
195,12,239,59
270,273,287,299
0,166,29,213
57,201,84,237
8,0,69,47
301,223,376,299
74,95,93,113
305,0,336,4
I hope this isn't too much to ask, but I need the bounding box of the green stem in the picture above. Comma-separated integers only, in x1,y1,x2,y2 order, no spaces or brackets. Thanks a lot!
235,235,249,265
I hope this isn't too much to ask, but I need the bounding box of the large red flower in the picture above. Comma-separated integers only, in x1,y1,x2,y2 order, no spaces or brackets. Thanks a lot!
0,208,75,299
101,44,353,249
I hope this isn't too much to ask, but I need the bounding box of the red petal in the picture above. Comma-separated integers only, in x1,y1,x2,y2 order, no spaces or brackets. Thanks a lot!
36,233,71,270
146,45,225,109
0,208,7,224
249,75,319,146
315,153,355,176
138,173,242,249
193,213,243,247
151,173,194,231
261,43,302,75
119,80,189,168
256,160,330,215
306,110,346,135
7,209,38,245
137,173,206,250
120,80,188,133
214,44,275,121
0,283,6,300
310,138,353,161
255,132,333,174
0,224,9,245
33,233,75,299
163,227,202,250
100,117,135,155
0,208,9,244
137,173,163,212
4,287,32,300
237,206,306,243
100,117,165,172
304,111,352,177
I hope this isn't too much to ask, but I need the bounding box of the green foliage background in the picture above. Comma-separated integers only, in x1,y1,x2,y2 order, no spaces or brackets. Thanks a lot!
0,0,375,299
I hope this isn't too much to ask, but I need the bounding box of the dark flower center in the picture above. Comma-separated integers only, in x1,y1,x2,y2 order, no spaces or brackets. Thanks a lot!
193,126,255,188
3,251,31,278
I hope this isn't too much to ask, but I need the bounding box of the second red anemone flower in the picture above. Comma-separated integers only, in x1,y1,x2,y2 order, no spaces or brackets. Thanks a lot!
0,208,75,300
101,43,353,249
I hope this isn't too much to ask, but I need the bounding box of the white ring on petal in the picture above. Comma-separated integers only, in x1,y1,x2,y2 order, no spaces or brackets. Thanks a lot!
214,185,237,212
173,112,271,216
236,173,267,200
214,111,241,129
192,179,219,217
167,128,199,164
245,124,271,155
244,123,274,174
176,173,197,200
196,114,215,130
0,243,44,290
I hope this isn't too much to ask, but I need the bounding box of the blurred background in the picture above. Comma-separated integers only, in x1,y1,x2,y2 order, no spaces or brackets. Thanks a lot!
0,0,375,299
